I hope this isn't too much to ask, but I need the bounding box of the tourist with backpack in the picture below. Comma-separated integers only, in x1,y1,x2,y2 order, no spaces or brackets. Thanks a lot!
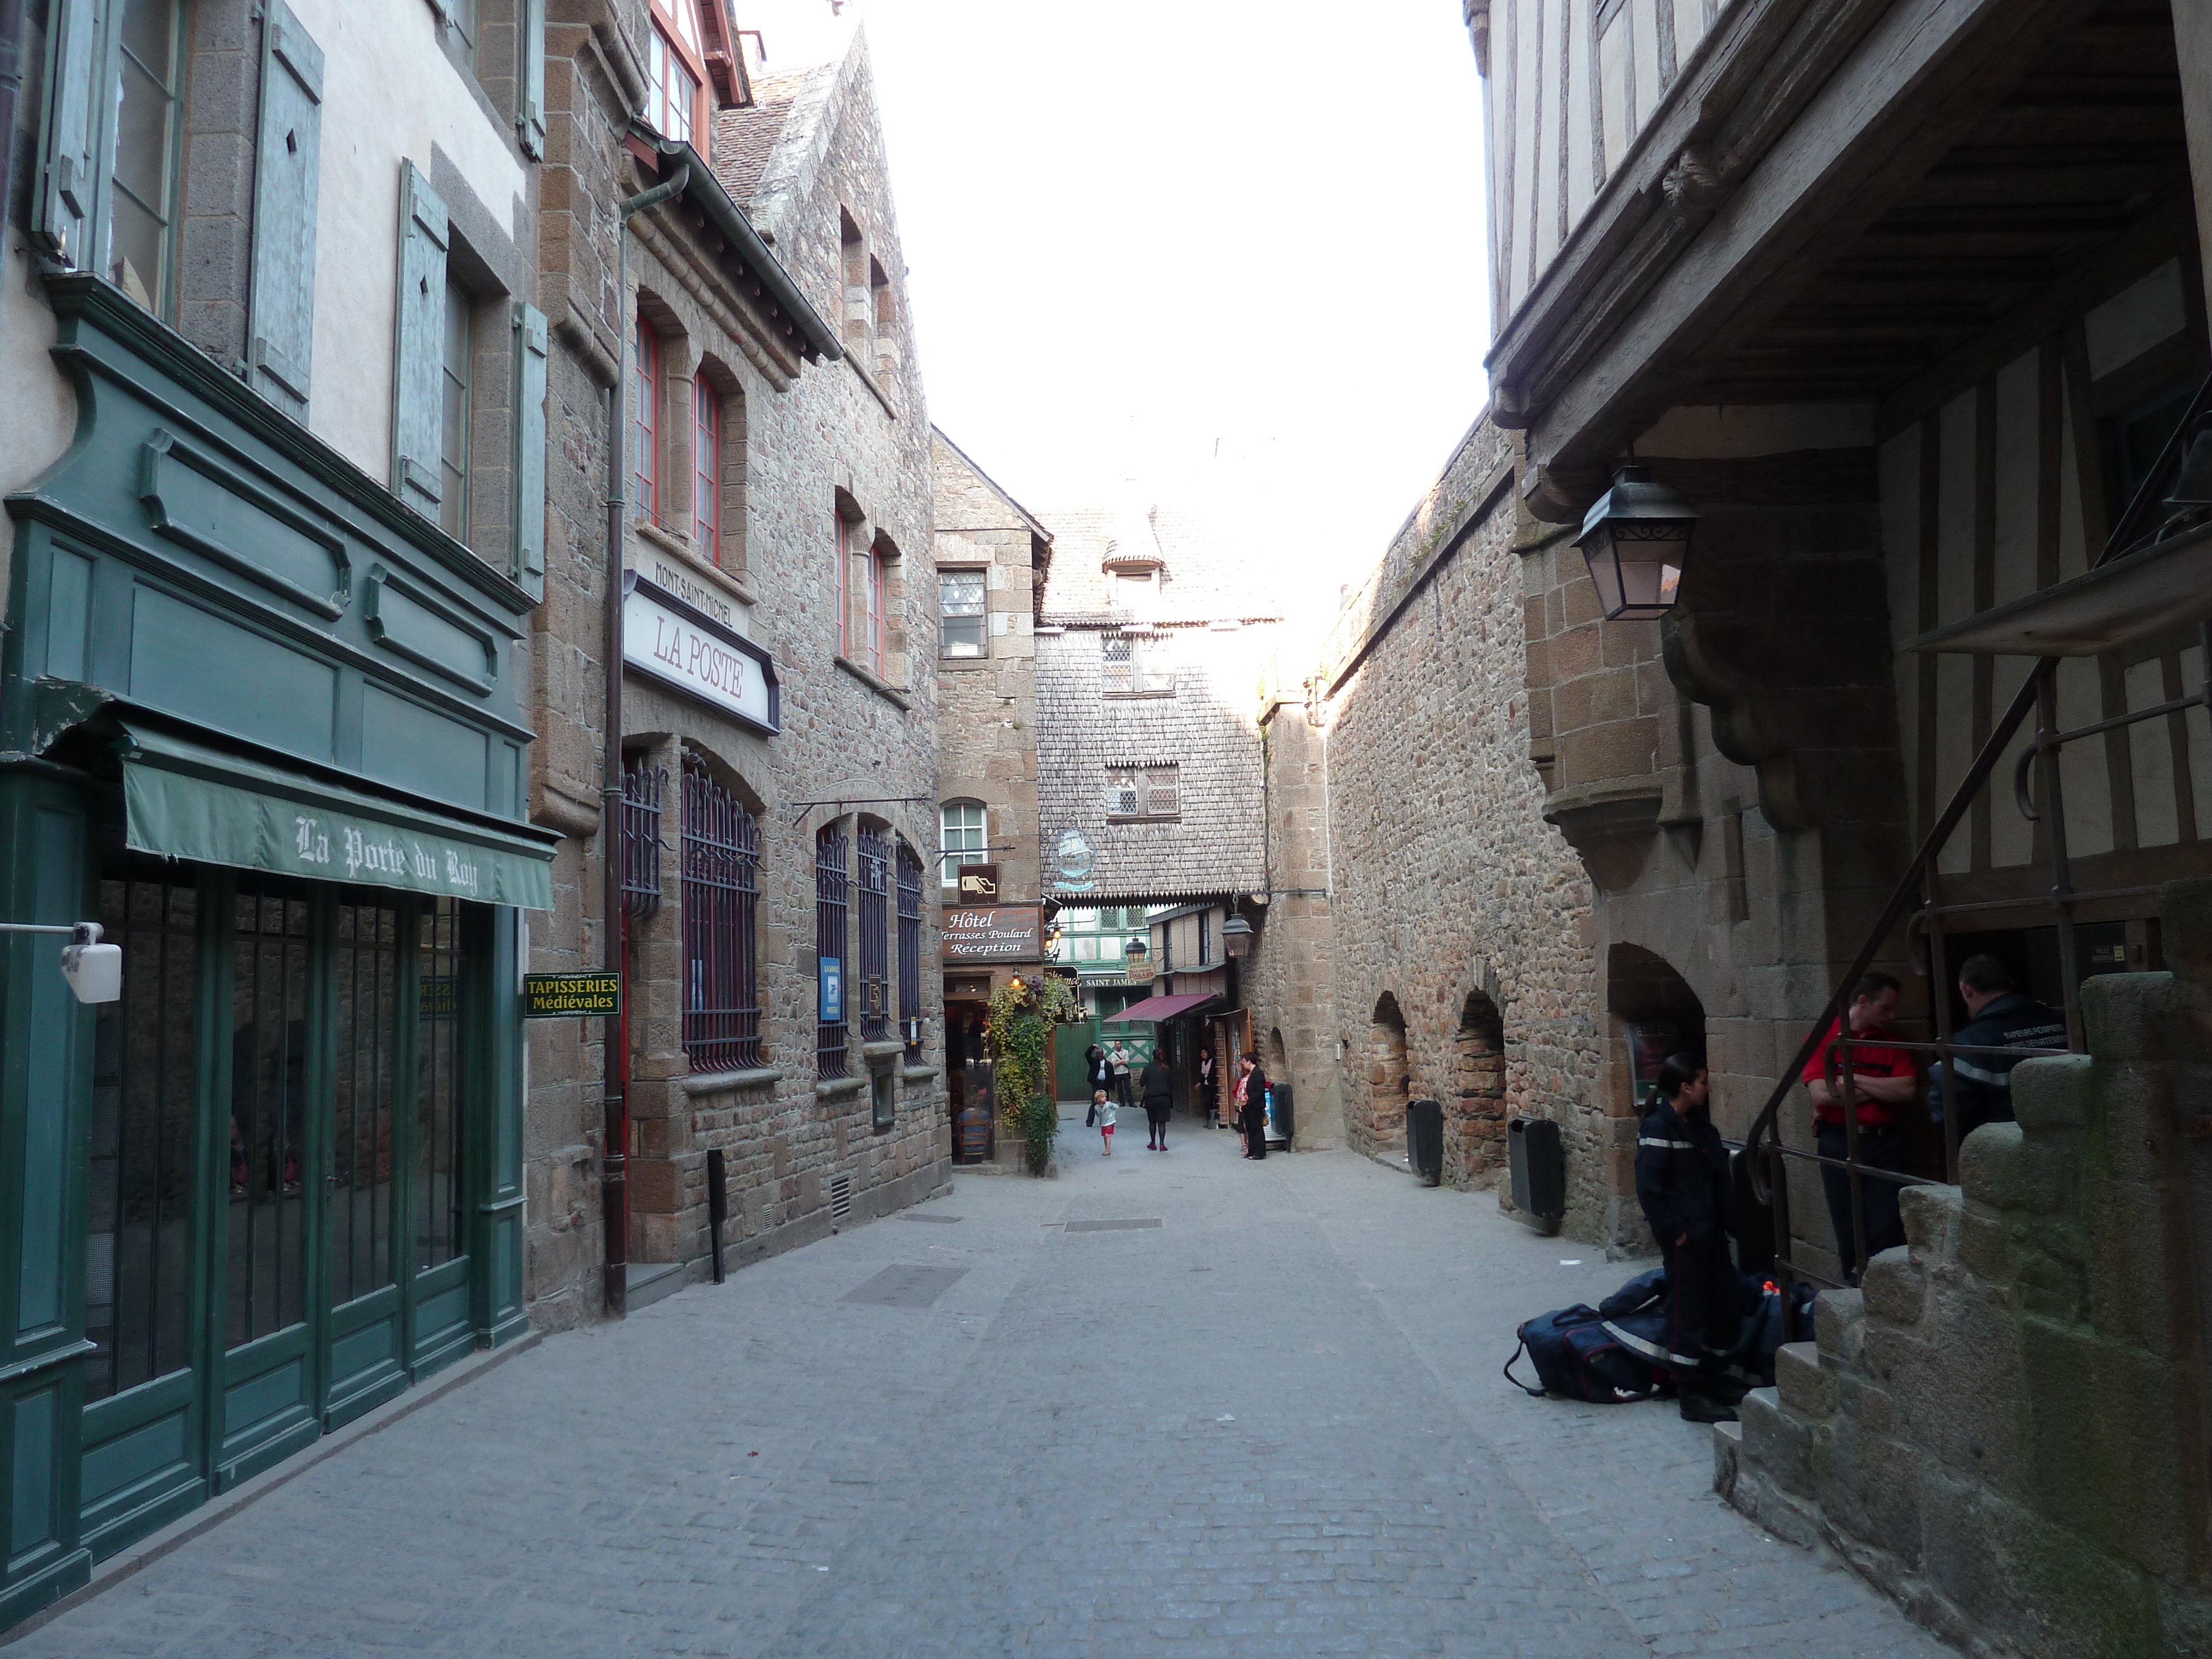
1634,1055,1744,1424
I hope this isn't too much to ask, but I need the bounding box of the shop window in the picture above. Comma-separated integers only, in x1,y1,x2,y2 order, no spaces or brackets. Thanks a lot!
109,0,188,315
681,758,762,1073
228,881,313,1345
331,896,403,1308
857,825,890,1042
897,842,924,1055
940,800,986,889
816,825,849,1078
941,569,987,658
415,899,467,1272
85,870,199,1403
1105,763,1179,822
634,319,663,525
440,276,474,541
694,377,724,564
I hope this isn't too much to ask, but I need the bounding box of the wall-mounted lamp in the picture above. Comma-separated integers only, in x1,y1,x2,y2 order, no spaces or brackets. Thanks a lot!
0,922,123,1003
1221,914,1254,959
1574,466,1698,620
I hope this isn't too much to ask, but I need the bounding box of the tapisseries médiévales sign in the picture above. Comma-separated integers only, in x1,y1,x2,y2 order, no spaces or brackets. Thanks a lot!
941,904,1042,963
521,972,622,1017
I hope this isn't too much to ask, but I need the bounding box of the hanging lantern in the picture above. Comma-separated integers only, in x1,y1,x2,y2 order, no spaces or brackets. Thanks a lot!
1220,914,1254,959
1574,466,1698,620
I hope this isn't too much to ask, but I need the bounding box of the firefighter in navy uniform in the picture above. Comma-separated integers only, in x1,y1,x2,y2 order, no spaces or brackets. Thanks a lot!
1945,954,2068,1139
1634,1055,1744,1424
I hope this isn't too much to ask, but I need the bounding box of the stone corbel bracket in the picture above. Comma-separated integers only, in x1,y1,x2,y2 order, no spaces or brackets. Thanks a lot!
1661,611,1813,831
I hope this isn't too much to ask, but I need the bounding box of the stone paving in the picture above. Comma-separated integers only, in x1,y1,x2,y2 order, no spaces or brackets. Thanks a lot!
9,1117,1952,1658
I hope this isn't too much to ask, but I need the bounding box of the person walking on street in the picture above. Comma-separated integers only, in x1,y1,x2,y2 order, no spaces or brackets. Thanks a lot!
1087,1043,1110,1098
1092,1089,1115,1156
1634,1055,1743,1425
1109,1040,1134,1112
1237,1056,1269,1160
1140,1052,1175,1150
1198,1050,1218,1128
1943,954,2065,1139
1803,971,1917,1284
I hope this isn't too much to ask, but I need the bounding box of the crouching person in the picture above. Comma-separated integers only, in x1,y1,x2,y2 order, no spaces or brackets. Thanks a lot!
1635,1055,1743,1424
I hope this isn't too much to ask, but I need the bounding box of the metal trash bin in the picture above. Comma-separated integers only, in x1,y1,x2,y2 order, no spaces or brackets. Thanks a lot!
1509,1115,1564,1229
1407,1097,1443,1186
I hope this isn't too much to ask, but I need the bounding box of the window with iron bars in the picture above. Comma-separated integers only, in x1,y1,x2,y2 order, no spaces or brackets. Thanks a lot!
620,758,667,924
856,826,890,1043
896,842,923,1057
1104,763,1179,821
816,824,849,1077
681,758,760,1073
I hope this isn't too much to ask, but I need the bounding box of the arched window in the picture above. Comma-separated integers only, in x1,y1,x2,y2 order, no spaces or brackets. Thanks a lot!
833,507,851,659
693,377,722,564
633,319,661,525
939,801,986,890
816,825,850,1078
896,841,924,1055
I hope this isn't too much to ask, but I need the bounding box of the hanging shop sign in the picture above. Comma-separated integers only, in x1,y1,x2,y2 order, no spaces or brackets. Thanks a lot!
1050,827,1096,892
622,572,780,733
956,862,1001,901
522,972,622,1017
942,905,1042,963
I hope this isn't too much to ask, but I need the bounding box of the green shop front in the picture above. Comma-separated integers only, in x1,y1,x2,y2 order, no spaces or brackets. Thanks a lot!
0,279,556,1623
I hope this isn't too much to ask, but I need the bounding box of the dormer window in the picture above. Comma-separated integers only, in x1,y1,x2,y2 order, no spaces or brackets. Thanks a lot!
1103,552,1164,615
647,1,710,147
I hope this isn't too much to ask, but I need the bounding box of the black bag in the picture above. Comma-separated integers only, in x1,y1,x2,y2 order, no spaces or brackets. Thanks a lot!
1084,1102,1097,1127
1503,1305,1660,1403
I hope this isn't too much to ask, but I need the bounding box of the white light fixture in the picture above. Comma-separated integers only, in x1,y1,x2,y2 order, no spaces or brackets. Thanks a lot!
0,921,124,1004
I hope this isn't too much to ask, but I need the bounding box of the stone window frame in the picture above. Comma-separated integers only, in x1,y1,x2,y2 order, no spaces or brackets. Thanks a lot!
939,800,987,893
687,355,747,573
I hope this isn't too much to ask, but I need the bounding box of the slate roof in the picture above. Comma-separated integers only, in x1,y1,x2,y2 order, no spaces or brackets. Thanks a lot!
1034,499,1286,625
711,67,817,208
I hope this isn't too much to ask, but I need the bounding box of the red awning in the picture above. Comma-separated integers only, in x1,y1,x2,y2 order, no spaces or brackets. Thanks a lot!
1103,992,1218,1024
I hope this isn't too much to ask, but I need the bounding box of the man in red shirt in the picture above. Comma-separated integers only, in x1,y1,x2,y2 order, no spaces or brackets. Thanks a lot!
1801,971,1917,1284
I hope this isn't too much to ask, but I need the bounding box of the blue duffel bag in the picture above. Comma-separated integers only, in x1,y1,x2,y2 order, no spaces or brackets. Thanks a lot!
1503,1303,1661,1403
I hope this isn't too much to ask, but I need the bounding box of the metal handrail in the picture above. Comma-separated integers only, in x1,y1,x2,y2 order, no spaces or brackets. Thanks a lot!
1742,371,2212,1287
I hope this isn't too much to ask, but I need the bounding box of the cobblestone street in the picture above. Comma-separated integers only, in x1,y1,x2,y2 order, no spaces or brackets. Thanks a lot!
12,1123,1949,1658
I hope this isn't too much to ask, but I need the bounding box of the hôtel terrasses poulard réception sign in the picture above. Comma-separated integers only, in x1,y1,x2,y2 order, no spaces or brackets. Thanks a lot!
941,905,1042,963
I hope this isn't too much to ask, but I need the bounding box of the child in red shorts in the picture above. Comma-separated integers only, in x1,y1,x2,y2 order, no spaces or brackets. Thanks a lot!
1094,1089,1115,1155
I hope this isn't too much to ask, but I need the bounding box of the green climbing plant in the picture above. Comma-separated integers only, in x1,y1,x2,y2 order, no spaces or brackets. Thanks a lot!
985,975,1081,1175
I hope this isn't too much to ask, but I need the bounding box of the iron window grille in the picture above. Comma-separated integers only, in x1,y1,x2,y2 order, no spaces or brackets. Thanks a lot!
940,570,986,658
622,759,667,920
1104,763,1179,822
897,842,923,1056
681,759,760,1073
857,826,890,1043
816,825,849,1077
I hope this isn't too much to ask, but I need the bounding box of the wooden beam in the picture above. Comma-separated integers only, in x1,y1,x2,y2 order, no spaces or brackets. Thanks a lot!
1521,0,2106,492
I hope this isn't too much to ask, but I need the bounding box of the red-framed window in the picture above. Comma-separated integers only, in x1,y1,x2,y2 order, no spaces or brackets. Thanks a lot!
865,545,886,677
834,510,850,659
693,377,721,564
646,2,707,147
633,320,661,525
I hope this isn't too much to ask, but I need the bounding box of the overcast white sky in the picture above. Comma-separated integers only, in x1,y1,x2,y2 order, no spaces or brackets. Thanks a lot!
743,1,1493,625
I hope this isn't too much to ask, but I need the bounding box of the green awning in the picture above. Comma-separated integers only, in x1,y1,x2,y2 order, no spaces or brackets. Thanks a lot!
118,724,557,910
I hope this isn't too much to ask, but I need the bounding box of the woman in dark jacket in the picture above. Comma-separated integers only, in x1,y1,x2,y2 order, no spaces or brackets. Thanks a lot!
1634,1054,1740,1424
1139,1055,1175,1150
1237,1056,1269,1160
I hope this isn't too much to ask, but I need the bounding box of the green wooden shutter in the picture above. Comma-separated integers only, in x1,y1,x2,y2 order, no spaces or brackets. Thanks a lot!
518,0,548,160
248,2,325,417
512,302,548,599
32,0,102,265
391,161,450,519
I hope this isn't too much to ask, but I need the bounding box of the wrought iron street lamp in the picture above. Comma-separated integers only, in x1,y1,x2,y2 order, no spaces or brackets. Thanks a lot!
1220,914,1254,959
1124,937,1148,963
1574,466,1698,620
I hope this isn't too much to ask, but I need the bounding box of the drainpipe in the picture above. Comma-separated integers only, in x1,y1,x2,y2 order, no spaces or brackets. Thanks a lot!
601,164,688,1319
0,0,27,234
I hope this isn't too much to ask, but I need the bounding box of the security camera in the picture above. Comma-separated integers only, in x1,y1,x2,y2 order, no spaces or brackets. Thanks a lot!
59,923,122,1005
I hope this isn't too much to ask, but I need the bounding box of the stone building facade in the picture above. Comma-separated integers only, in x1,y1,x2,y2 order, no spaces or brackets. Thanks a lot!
1240,418,1615,1235
592,27,949,1307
